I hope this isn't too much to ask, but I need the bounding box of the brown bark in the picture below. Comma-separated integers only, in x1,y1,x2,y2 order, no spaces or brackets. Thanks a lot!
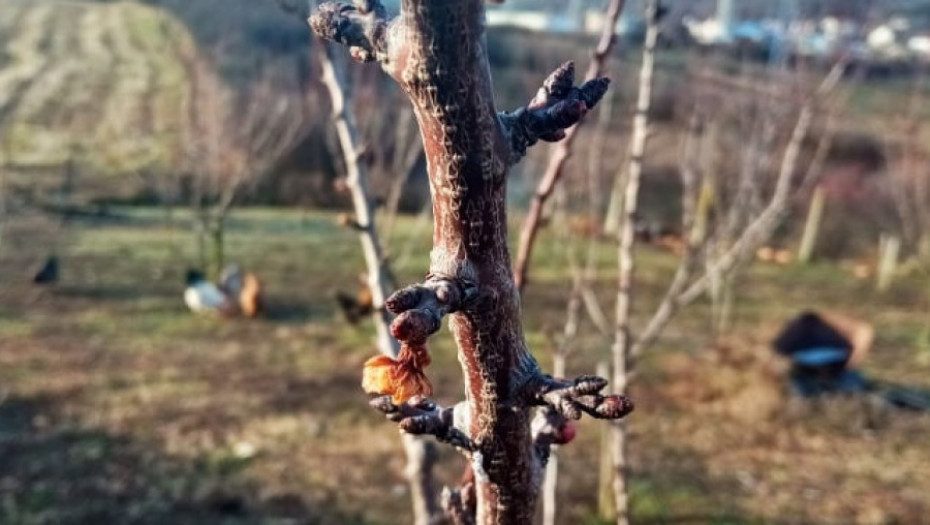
310,1,633,523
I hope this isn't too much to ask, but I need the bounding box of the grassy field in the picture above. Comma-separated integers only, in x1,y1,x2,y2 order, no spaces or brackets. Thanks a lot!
1,208,929,524
0,0,195,174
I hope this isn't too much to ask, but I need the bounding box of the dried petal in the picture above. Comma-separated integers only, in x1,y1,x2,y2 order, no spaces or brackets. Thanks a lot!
361,355,398,395
361,347,433,404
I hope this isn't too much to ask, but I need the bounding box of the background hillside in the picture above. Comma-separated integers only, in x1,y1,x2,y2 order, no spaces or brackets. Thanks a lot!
0,1,196,176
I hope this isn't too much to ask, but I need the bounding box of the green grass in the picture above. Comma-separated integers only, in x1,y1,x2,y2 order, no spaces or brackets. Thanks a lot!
1,207,929,523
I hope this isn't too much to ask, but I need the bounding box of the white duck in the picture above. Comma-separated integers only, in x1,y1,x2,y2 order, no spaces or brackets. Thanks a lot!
184,269,236,315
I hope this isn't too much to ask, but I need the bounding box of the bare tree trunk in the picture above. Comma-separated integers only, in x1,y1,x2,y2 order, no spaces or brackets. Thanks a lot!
797,184,825,263
318,40,442,525
612,2,659,522
312,2,632,523
876,233,901,293
512,0,627,293
596,359,616,519
209,222,225,281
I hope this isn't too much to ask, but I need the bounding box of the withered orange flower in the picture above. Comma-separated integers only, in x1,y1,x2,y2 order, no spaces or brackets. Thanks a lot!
361,355,397,396
361,344,433,404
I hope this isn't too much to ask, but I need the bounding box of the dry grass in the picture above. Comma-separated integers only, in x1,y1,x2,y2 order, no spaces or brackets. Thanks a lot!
1,208,929,524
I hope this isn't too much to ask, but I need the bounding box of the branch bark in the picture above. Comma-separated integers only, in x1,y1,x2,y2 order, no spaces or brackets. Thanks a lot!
310,2,633,522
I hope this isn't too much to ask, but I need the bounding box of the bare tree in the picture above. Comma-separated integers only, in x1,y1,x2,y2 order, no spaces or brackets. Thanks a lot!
318,37,444,524
601,17,847,521
538,3,626,517
181,52,310,278
602,60,846,369
611,2,660,521
310,1,634,523
270,4,441,521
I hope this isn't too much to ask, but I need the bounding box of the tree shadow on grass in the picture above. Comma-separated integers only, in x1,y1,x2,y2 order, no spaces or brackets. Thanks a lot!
0,393,373,524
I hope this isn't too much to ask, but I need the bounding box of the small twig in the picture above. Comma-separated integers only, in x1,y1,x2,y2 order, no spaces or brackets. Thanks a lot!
528,374,634,421
371,395,477,452
580,283,612,340
499,61,610,165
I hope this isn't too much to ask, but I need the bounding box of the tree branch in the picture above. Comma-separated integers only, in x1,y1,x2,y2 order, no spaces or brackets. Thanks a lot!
527,374,634,421
311,0,633,521
371,395,478,452
307,12,444,521
629,110,705,356
499,61,610,165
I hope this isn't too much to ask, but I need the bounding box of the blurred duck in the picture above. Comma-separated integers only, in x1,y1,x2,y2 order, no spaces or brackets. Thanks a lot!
239,272,264,318
219,264,243,299
32,255,59,285
184,269,236,316
219,264,264,318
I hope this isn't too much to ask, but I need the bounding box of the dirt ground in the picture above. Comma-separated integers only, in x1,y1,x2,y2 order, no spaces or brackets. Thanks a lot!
1,208,929,524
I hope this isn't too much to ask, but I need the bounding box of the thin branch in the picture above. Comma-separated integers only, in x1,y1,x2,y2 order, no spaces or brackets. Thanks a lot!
527,375,634,421
580,283,613,340
612,3,660,521
513,0,627,292
630,110,704,355
371,395,477,452
319,41,398,355
674,59,846,306
310,11,443,522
